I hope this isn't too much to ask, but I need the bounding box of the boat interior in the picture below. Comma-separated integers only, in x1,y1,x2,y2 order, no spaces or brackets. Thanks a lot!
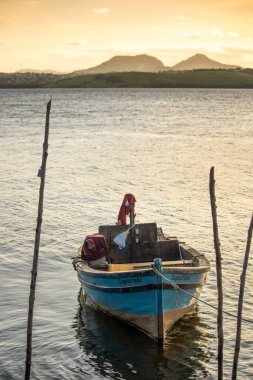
94,223,207,270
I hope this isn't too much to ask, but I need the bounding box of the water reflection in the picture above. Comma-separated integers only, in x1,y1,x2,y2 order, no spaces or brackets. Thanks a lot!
72,289,214,380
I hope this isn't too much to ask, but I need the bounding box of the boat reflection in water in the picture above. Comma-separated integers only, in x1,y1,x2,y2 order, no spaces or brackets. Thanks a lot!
72,290,214,380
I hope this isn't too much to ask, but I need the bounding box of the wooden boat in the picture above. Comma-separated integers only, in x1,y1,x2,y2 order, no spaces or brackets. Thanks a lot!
73,195,210,343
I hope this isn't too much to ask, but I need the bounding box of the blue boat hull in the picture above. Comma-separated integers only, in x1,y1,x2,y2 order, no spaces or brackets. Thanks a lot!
76,262,208,341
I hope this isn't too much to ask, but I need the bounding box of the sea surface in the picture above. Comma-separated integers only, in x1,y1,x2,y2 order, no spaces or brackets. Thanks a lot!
0,88,252,380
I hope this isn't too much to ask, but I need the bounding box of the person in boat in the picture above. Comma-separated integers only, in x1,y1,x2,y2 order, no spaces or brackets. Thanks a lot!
117,193,136,225
81,234,108,266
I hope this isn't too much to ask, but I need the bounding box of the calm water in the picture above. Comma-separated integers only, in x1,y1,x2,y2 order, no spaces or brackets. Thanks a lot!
0,88,252,379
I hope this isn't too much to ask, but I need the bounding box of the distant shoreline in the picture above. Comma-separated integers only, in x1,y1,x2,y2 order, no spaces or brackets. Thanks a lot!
1,69,253,89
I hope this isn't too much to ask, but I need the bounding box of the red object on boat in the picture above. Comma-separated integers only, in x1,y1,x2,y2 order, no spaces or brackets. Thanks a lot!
117,193,137,225
81,234,108,261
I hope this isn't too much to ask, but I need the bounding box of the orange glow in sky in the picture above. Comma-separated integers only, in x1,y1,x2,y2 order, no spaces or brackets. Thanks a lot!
1,0,253,72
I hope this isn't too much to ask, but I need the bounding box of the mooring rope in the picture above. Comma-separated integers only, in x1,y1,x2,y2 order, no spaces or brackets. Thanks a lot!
152,267,253,325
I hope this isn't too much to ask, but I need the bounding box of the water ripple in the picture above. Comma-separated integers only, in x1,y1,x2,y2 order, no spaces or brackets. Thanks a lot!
0,88,252,379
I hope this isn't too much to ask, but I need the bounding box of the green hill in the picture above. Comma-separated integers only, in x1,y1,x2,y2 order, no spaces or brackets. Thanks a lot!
47,69,253,88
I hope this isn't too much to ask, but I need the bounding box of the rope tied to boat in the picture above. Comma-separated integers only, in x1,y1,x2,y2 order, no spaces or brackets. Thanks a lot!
152,267,253,325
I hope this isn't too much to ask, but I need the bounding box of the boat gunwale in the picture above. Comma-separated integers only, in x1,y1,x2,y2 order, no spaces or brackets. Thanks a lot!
75,261,210,277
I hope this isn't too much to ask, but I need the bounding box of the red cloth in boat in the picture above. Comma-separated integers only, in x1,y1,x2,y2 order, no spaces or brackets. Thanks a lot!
117,193,137,225
81,234,108,261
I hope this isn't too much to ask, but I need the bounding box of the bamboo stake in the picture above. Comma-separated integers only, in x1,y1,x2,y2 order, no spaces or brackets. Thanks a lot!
209,167,224,380
25,100,51,380
232,213,253,380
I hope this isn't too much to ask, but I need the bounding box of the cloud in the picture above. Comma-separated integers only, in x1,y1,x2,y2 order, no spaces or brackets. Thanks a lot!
228,32,239,38
65,39,87,46
0,41,8,45
176,16,189,20
181,28,225,39
223,36,253,49
242,53,253,63
93,8,109,14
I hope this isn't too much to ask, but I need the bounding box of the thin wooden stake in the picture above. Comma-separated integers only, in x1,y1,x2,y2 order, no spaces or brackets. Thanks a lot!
25,100,51,380
209,167,224,380
232,213,253,380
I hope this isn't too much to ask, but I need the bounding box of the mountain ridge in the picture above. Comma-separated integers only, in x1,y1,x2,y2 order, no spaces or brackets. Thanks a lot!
171,53,239,71
70,53,240,76
71,54,165,75
3,53,242,76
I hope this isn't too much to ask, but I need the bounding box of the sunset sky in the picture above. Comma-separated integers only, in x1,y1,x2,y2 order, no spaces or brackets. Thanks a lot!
1,0,253,72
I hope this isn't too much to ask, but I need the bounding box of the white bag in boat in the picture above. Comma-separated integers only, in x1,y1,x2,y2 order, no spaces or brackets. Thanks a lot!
113,224,135,249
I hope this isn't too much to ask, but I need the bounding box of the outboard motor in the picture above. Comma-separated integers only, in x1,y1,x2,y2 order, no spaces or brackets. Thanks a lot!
81,234,108,265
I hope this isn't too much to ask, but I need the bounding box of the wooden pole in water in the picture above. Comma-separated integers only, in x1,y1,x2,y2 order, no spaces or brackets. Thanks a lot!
209,167,224,380
154,258,164,345
25,100,51,380
232,213,253,380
